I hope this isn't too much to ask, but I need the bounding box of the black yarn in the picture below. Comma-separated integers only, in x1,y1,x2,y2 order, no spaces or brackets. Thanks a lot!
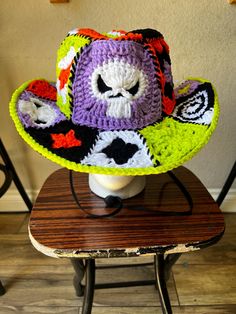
102,138,139,165
27,121,98,163
130,28,163,40
69,170,193,219
69,170,123,218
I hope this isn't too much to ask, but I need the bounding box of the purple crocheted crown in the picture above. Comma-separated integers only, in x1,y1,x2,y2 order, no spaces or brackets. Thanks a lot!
72,40,162,130
56,28,176,131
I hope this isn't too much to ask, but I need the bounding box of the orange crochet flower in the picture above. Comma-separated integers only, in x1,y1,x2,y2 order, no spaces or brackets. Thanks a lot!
27,80,57,101
51,130,82,149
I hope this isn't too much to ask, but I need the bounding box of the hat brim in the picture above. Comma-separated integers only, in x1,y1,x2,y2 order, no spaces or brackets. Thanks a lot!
10,78,219,176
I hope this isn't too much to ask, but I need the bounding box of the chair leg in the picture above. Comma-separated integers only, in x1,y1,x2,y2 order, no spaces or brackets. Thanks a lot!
164,253,181,281
82,259,95,314
71,259,85,297
0,139,32,212
0,280,5,296
155,254,172,314
217,161,236,206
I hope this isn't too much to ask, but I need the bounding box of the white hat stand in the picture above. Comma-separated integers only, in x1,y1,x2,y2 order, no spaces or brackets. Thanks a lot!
89,174,146,199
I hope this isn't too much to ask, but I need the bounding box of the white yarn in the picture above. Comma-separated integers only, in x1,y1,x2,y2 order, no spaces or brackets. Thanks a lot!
81,130,153,168
91,59,147,118
56,79,67,104
68,28,79,36
106,31,125,37
58,46,76,70
106,98,131,119
18,98,57,127
172,90,214,125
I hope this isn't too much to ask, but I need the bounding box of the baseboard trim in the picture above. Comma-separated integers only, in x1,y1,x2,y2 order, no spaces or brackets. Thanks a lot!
0,188,236,213
0,189,38,212
208,188,236,213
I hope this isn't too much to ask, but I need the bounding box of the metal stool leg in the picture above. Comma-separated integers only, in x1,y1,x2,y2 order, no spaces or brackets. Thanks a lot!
155,254,172,314
0,139,32,212
217,161,236,206
164,253,181,281
82,259,95,314
0,164,12,198
71,259,85,297
0,280,5,296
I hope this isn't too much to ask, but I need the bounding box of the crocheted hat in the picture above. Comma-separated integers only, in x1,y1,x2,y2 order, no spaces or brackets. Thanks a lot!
10,28,219,176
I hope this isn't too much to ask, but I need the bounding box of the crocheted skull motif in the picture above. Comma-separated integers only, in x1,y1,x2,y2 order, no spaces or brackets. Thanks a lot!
72,40,161,130
56,28,175,130
10,28,219,176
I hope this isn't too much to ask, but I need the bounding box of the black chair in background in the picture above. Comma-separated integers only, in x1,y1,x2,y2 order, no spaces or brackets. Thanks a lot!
217,161,236,206
0,138,32,295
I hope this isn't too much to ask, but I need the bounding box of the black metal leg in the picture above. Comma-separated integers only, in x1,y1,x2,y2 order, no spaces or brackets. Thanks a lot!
155,254,172,314
217,161,236,206
164,253,181,281
0,139,32,212
71,259,85,297
0,164,12,198
0,280,5,296
82,259,95,314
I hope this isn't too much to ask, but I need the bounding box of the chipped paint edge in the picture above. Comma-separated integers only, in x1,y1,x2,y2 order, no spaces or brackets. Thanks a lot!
29,227,199,259
28,227,60,258
29,225,224,260
53,243,200,259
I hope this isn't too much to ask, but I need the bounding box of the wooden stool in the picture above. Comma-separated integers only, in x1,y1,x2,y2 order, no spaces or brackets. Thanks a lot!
29,167,224,314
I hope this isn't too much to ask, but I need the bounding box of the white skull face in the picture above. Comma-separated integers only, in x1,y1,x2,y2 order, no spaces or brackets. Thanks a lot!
91,60,147,119
18,98,59,128
72,39,162,131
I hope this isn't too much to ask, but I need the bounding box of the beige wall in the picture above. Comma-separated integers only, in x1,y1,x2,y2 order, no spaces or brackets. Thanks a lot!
1,0,236,194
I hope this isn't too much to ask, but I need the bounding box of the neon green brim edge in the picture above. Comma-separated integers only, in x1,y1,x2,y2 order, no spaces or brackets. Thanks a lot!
9,78,219,176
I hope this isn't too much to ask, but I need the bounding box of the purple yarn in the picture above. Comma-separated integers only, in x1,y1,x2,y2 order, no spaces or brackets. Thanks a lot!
72,40,162,130
18,90,66,129
175,80,200,99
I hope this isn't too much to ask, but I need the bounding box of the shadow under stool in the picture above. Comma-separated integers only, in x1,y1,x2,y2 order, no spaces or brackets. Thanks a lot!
28,166,225,314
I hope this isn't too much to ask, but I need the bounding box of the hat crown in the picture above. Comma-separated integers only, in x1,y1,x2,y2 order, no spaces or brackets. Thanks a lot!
56,28,176,130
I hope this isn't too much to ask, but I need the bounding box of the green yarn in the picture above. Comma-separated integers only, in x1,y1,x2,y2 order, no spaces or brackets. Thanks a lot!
139,118,208,166
56,34,90,76
56,34,90,118
102,32,121,39
9,78,220,177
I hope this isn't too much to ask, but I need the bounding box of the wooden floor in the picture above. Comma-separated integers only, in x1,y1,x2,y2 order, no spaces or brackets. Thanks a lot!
0,212,235,314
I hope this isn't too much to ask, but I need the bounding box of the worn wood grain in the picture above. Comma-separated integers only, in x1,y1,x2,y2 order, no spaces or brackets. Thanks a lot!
29,167,224,258
17,214,30,234
0,307,79,314
176,232,236,265
0,264,178,307
0,213,28,234
0,277,80,307
92,305,236,314
223,213,236,234
1,305,236,314
173,264,236,305
0,213,235,313
0,234,63,266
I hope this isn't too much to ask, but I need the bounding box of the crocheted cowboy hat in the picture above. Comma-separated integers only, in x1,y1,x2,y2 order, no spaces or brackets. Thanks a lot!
10,28,219,176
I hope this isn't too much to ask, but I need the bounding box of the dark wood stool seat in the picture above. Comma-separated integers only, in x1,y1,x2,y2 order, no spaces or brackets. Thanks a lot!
29,167,224,314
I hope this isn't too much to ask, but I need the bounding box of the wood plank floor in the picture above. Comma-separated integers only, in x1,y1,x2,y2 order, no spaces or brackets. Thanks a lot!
0,213,235,314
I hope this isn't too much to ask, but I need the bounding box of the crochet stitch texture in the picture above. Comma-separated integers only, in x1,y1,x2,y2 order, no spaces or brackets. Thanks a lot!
9,28,219,176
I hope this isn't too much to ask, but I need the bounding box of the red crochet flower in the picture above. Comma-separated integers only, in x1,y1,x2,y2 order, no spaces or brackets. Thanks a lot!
51,130,82,149
27,80,57,101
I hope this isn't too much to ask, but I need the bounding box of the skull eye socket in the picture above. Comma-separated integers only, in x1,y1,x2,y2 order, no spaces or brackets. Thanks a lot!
33,102,42,109
127,80,139,96
97,75,112,93
34,119,47,124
